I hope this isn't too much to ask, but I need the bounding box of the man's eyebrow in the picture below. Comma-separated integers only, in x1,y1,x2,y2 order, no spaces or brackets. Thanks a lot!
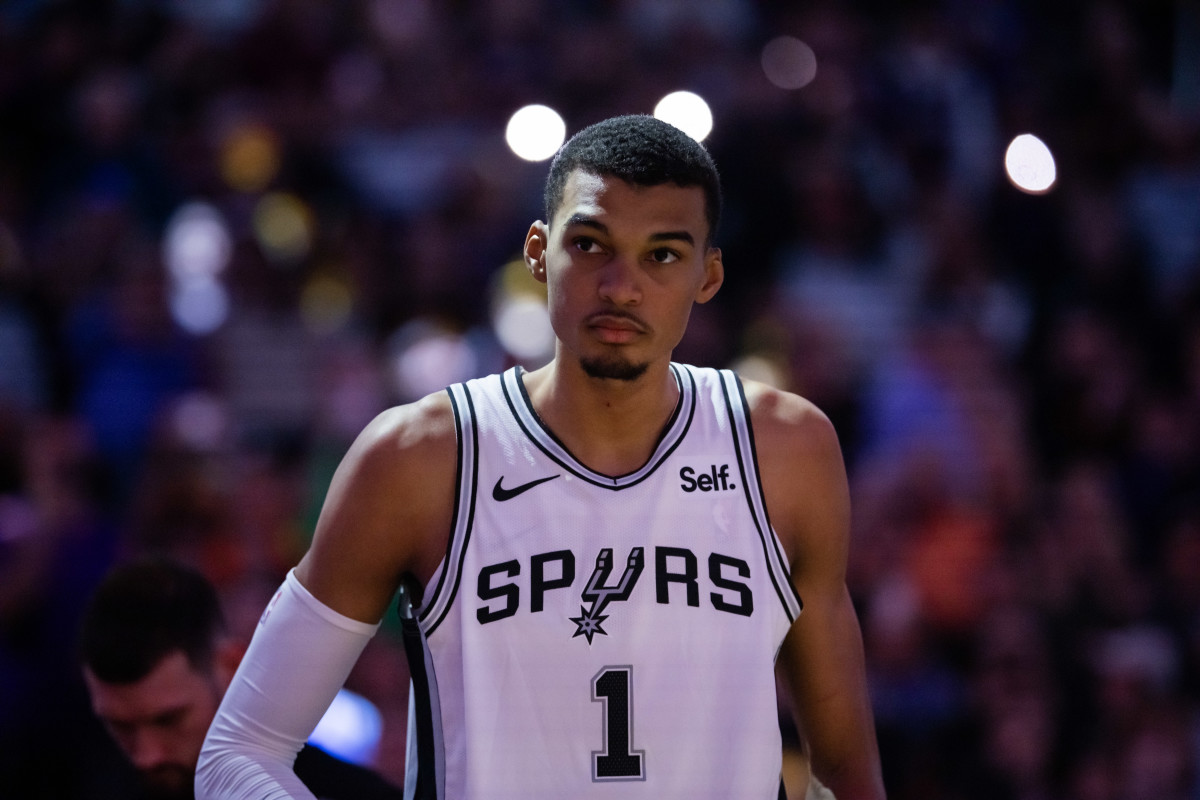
562,214,607,233
562,214,695,246
648,230,695,246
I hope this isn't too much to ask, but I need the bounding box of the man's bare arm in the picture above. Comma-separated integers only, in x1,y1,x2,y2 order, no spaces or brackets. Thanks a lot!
295,391,458,621
196,393,457,799
748,382,886,800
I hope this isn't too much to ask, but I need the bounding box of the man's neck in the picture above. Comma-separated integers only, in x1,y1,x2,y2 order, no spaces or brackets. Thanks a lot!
522,359,679,477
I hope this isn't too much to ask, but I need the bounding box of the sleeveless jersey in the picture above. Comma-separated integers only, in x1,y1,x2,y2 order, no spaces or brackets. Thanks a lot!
401,364,803,800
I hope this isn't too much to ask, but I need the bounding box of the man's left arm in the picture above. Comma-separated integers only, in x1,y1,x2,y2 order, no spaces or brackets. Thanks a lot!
748,383,885,800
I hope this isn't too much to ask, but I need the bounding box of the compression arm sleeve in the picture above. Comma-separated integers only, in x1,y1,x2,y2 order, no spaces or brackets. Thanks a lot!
196,569,380,800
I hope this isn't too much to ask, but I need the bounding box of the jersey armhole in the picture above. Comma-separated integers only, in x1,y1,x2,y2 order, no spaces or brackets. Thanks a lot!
411,381,479,636
718,369,804,621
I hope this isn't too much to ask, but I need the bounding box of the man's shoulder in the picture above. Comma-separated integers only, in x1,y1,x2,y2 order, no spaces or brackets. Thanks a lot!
324,389,460,534
294,744,404,800
356,390,458,463
737,378,850,569
740,378,837,448
670,364,839,457
737,377,846,512
364,369,510,451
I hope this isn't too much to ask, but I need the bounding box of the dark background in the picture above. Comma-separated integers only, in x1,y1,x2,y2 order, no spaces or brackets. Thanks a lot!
2,1,1199,798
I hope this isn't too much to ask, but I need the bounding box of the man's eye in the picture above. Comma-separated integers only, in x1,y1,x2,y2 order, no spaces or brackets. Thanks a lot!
649,248,680,264
574,237,600,253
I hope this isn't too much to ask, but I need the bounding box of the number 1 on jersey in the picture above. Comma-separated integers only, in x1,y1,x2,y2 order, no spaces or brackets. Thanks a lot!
591,666,646,781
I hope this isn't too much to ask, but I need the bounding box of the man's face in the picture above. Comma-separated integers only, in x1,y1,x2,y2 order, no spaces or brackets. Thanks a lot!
84,650,224,799
527,170,723,380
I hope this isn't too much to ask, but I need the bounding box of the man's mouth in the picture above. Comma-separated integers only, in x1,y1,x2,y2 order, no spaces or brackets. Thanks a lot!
587,312,647,343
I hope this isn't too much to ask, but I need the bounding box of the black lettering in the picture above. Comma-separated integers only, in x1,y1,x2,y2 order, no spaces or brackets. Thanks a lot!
477,560,520,624
697,472,713,491
655,547,699,606
679,466,697,492
531,550,575,612
709,554,754,616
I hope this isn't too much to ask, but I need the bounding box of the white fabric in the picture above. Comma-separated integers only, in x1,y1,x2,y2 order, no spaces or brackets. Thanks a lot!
406,364,801,799
196,569,379,799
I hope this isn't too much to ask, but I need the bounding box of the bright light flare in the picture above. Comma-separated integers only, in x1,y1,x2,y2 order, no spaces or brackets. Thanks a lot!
163,201,232,282
494,295,555,363
729,354,787,389
489,258,553,366
169,276,230,335
387,319,480,400
1005,133,1057,194
506,104,567,162
253,192,314,265
309,689,382,767
654,91,713,142
761,36,818,90
219,122,282,193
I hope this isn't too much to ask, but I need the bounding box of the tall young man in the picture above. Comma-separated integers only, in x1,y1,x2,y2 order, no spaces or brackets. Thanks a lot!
198,115,885,800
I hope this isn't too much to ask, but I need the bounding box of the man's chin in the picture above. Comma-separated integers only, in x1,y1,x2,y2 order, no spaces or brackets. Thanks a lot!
580,355,649,382
140,765,195,800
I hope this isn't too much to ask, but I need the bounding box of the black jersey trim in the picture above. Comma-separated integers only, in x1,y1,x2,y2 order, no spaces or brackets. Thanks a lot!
400,606,441,800
719,370,803,621
415,387,464,626
498,364,695,490
732,374,803,614
419,382,480,637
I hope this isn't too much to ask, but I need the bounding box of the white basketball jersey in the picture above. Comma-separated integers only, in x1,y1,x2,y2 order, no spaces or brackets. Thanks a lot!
401,364,803,800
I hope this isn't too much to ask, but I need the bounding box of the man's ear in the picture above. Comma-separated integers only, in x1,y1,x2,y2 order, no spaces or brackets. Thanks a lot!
524,221,549,283
696,247,724,304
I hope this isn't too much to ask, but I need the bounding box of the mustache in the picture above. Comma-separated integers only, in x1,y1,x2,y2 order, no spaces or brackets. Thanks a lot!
585,309,649,331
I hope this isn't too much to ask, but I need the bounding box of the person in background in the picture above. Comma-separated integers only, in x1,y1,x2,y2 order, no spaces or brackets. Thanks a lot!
79,557,403,800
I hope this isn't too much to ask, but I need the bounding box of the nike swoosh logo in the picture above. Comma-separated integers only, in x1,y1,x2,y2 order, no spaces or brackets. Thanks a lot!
492,474,560,501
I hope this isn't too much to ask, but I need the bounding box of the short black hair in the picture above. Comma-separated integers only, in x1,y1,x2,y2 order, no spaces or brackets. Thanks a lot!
543,114,722,244
79,558,225,683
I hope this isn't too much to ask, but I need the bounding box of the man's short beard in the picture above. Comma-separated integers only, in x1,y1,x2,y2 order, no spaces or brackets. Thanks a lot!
140,764,195,800
580,354,649,381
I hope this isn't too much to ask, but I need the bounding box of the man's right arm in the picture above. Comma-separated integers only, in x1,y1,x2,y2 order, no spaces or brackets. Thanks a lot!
294,391,458,622
196,393,458,799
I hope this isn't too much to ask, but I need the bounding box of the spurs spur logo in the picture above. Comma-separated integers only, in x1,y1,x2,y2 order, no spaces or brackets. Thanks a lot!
570,547,644,644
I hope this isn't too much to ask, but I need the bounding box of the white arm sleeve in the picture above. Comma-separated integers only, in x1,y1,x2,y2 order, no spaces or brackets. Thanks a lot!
196,569,380,800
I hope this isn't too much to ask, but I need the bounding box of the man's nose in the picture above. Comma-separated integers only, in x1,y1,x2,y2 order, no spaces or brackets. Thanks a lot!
128,729,171,770
597,254,642,305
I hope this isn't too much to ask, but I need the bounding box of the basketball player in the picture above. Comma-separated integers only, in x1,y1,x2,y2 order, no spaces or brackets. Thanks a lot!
80,558,402,800
197,115,885,800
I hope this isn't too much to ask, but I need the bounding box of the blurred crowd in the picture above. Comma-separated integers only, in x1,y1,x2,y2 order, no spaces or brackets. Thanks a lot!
2,0,1199,798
